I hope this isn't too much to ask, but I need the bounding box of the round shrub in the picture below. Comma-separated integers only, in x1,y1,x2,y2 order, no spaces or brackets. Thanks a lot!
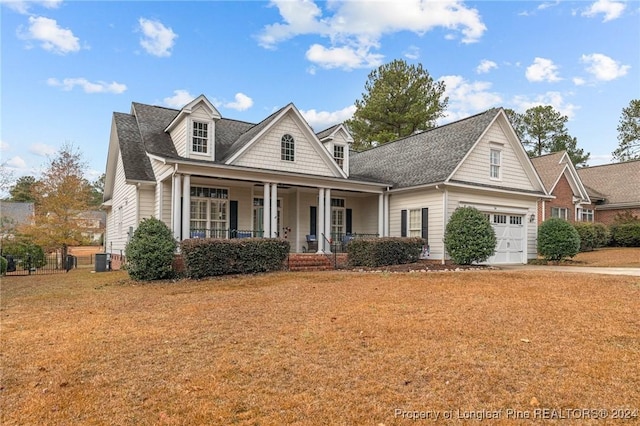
0,256,7,275
538,218,580,261
444,207,496,265
125,217,177,281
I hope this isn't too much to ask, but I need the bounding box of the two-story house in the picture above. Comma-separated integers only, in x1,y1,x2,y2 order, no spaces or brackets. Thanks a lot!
103,95,549,264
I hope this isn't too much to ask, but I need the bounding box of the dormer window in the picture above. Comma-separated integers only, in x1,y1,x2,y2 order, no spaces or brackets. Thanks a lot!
281,134,295,161
192,121,209,153
334,145,344,167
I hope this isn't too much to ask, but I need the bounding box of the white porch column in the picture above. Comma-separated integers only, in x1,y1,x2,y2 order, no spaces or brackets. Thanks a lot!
383,193,390,237
378,193,384,237
317,188,325,253
181,174,191,240
324,188,332,253
263,183,270,238
270,183,278,238
172,174,182,240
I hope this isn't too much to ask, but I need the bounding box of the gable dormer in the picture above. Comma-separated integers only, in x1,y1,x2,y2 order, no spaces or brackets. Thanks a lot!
318,123,353,177
164,94,221,161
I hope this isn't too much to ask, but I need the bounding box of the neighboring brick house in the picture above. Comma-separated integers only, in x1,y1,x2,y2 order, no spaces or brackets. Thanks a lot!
531,151,593,224
577,160,640,225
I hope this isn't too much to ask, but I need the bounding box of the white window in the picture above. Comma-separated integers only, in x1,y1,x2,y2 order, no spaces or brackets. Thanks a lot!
580,209,594,222
192,121,209,153
490,149,501,179
493,214,507,224
331,198,346,239
252,198,281,237
551,207,568,220
334,145,345,167
281,134,295,161
190,187,228,238
509,216,522,225
409,209,422,237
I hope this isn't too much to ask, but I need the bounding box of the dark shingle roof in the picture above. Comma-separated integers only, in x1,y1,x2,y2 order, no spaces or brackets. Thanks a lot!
349,108,501,188
577,160,640,205
316,124,341,140
131,103,179,159
113,112,156,182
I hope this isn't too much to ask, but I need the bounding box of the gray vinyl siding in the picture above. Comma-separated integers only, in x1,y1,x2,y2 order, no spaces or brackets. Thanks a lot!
233,115,336,177
138,187,155,222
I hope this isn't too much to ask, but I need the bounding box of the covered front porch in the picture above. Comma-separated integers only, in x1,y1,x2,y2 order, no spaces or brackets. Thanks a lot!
160,162,389,253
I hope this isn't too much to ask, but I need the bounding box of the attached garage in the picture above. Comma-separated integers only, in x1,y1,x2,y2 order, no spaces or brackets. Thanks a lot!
487,213,525,264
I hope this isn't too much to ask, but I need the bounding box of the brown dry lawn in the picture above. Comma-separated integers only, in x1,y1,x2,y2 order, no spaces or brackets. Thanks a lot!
1,267,639,425
570,247,640,268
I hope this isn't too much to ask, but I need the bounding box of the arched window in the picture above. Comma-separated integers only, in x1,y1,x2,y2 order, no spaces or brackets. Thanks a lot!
281,134,295,161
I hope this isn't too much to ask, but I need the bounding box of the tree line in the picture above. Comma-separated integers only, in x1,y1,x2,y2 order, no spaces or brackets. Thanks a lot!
346,59,639,165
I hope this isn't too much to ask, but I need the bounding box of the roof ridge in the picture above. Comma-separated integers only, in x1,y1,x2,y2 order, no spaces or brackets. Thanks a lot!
354,107,501,154
578,158,640,170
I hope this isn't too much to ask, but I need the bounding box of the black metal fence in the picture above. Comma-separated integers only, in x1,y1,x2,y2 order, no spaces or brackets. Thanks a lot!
3,252,75,276
189,229,265,239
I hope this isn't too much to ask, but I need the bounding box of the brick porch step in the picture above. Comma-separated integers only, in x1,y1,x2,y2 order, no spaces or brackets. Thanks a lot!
288,254,333,271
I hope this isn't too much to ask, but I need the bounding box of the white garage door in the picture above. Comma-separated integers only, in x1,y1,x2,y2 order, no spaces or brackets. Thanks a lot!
487,214,524,264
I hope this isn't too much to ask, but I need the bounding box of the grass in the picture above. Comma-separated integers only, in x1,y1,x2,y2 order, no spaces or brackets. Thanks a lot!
1,268,639,425
571,247,640,267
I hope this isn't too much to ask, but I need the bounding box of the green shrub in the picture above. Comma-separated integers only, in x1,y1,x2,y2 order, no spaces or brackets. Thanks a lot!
610,221,640,247
125,218,177,281
347,237,424,267
180,238,290,279
573,222,597,252
444,207,496,265
538,218,580,261
592,222,611,248
0,256,7,275
1,240,46,268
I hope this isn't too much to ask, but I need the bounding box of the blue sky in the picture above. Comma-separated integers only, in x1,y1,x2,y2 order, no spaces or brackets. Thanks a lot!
1,0,638,188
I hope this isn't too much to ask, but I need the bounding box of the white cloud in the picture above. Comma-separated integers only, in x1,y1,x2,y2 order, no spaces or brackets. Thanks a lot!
511,91,578,119
258,0,486,70
2,0,62,14
163,90,195,108
526,57,561,82
582,0,625,22
224,93,254,111
138,18,177,57
0,140,9,152
6,156,27,169
19,16,80,54
300,105,357,130
305,44,384,70
572,77,586,86
439,75,502,121
404,46,420,60
588,153,614,166
28,143,56,157
476,59,497,74
47,77,127,94
580,53,630,81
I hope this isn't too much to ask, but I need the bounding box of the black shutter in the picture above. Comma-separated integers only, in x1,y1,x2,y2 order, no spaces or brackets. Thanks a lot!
230,200,238,238
310,206,317,236
421,208,428,241
401,209,407,237
346,208,352,234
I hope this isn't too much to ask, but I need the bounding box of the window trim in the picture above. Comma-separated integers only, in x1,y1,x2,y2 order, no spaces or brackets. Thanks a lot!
191,120,209,154
281,134,295,162
580,208,594,222
333,144,345,168
551,207,568,220
490,148,501,180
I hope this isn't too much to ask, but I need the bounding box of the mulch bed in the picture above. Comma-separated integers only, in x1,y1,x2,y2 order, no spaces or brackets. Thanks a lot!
344,259,493,273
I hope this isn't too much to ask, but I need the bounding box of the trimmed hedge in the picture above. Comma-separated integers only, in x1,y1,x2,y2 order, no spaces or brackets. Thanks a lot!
347,237,424,267
573,222,610,251
125,217,178,281
444,207,496,265
610,221,640,247
538,218,580,261
181,238,290,278
1,240,47,268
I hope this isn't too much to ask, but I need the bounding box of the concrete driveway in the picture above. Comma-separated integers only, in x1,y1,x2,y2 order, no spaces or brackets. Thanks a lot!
498,264,640,276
